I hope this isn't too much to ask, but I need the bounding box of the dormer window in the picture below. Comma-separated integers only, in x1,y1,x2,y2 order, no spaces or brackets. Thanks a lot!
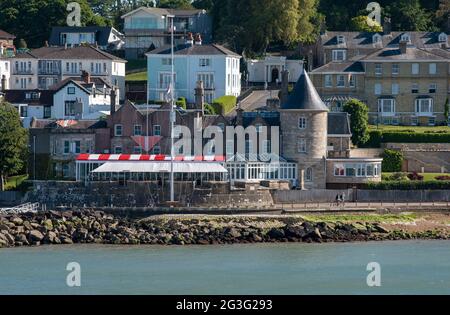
373,34,382,44
400,33,411,43
438,33,448,43
337,35,345,45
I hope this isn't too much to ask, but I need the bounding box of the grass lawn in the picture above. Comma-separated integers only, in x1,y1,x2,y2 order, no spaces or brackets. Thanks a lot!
4,174,29,191
126,71,147,82
369,125,450,133
383,172,450,181
126,59,147,72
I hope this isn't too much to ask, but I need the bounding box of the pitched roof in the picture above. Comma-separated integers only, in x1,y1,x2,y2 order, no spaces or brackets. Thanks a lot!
328,113,351,136
49,26,123,47
50,76,112,93
311,60,365,73
147,43,240,57
30,119,106,129
0,29,15,40
14,45,126,61
281,71,328,111
363,46,449,61
321,31,449,49
4,90,54,106
121,6,205,19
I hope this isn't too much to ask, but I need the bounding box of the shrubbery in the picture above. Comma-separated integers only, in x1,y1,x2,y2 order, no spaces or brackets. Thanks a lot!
212,96,237,115
366,180,450,190
407,172,424,181
175,97,187,110
363,130,450,147
382,149,403,172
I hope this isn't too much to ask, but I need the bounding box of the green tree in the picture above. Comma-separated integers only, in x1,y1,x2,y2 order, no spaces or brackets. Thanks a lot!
382,149,404,172
343,99,370,147
156,0,193,9
0,102,28,191
436,0,450,32
385,0,433,31
192,0,213,10
350,15,383,32
0,0,110,48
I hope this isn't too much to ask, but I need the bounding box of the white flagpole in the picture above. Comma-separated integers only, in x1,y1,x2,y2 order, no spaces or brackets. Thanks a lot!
169,15,175,203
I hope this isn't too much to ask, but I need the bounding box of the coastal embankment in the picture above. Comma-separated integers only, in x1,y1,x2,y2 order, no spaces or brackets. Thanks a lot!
0,211,449,248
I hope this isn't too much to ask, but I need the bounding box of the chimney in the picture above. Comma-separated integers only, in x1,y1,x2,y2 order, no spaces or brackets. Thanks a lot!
1,75,6,92
279,70,290,105
399,40,407,54
110,87,117,114
441,42,448,49
383,17,391,35
195,80,205,114
44,40,49,47
186,32,194,46
266,98,280,111
236,105,244,126
64,43,68,50
194,33,202,45
81,70,91,84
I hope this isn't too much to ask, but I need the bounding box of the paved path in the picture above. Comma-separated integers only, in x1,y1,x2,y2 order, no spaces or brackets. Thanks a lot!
276,202,450,212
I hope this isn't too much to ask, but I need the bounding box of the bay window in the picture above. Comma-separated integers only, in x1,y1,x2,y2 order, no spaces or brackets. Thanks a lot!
378,98,396,116
415,98,433,115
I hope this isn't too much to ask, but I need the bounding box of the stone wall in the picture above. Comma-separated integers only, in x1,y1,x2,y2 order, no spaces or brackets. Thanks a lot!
24,181,274,208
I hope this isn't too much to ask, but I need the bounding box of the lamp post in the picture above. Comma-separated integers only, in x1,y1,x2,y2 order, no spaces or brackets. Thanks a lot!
164,14,176,203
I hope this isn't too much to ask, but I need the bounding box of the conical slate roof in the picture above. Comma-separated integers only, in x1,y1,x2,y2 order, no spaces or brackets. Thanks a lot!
281,70,328,111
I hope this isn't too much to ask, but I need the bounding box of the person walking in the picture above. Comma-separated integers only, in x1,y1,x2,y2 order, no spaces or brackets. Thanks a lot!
341,192,346,207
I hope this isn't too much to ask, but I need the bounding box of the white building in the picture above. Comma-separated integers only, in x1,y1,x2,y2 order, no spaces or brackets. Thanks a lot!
247,56,304,84
10,45,126,100
146,39,241,103
0,58,10,91
49,26,125,51
52,72,118,120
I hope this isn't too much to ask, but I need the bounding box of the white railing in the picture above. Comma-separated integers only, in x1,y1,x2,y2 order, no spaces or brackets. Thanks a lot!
0,202,40,215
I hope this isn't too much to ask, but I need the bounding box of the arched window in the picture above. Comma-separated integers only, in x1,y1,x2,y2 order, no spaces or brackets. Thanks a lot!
305,167,313,182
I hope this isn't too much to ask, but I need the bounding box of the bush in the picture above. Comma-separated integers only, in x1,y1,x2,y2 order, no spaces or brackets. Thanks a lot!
383,172,409,181
362,130,450,148
435,175,450,181
212,95,237,115
176,97,187,109
343,99,370,147
204,103,216,115
382,149,403,172
407,172,424,181
366,180,450,190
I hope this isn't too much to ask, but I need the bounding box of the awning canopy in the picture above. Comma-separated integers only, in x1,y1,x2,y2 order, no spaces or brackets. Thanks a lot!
91,162,228,174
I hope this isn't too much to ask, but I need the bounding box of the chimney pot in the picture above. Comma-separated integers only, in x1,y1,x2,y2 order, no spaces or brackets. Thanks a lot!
194,33,202,45
399,41,407,54
81,70,91,84
110,87,117,114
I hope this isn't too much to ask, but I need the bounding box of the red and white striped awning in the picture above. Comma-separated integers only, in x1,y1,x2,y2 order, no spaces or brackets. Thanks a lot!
76,154,225,162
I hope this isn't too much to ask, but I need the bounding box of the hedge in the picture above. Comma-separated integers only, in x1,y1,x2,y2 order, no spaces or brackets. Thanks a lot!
175,97,187,110
382,149,403,172
212,95,237,115
366,180,450,190
362,130,450,148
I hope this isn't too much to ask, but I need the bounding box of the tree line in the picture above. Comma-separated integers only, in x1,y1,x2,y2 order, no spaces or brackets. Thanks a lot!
0,0,448,53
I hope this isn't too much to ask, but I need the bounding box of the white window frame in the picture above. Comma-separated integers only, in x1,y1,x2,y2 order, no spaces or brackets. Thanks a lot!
153,125,161,136
429,83,437,93
412,63,419,75
375,63,382,75
114,124,123,137
415,98,434,116
336,75,345,87
429,63,437,75
324,75,332,87
133,124,142,136
392,64,399,75
391,83,399,95
332,50,346,61
374,83,382,95
378,99,396,116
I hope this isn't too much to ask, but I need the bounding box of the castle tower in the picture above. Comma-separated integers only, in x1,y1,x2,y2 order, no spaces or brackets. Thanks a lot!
280,70,328,189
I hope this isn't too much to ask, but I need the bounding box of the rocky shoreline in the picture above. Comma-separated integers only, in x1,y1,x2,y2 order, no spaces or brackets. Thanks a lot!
0,211,449,248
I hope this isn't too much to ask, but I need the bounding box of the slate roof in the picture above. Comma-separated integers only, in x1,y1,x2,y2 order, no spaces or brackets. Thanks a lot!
30,119,107,129
49,27,123,47
147,44,240,57
50,77,112,94
0,29,15,40
14,45,126,61
281,71,329,111
363,47,449,61
312,61,365,73
121,6,205,19
321,31,449,49
4,90,54,106
328,113,351,136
